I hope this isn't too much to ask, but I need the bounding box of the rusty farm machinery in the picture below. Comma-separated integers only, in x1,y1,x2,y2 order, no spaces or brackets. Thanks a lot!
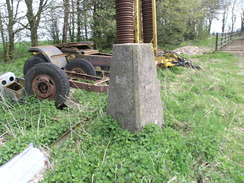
19,0,201,107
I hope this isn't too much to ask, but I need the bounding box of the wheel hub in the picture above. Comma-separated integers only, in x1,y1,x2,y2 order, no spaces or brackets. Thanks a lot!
72,67,86,74
33,75,56,100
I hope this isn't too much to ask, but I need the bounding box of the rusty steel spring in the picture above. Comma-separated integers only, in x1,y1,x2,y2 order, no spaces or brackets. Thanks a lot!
116,0,134,44
141,0,153,43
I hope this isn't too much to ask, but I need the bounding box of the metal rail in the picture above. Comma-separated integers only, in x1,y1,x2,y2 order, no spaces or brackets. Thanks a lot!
215,31,243,51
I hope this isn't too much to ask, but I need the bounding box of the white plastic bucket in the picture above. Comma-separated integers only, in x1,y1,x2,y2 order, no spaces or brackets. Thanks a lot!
0,72,16,87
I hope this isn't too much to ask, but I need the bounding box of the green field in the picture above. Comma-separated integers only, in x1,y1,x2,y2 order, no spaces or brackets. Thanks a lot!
0,47,243,182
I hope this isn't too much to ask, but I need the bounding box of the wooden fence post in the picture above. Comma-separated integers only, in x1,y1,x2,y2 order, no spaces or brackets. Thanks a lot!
215,33,218,51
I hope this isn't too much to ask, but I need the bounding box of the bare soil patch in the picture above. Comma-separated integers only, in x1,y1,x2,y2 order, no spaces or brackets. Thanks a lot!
173,46,204,56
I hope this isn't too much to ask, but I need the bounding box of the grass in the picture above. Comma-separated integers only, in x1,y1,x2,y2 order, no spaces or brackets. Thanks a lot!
179,36,216,49
0,57,26,77
0,48,243,182
0,42,31,63
0,40,56,63
159,35,216,51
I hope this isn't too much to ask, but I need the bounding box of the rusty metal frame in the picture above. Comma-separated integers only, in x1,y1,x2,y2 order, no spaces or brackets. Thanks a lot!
65,71,109,93
69,80,109,93
78,54,111,67
54,42,112,67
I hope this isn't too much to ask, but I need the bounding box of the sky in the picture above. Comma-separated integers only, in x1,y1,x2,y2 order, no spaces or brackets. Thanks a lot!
211,0,243,33
211,13,242,33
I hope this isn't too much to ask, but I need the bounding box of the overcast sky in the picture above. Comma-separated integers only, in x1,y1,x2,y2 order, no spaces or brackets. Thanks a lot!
211,12,242,33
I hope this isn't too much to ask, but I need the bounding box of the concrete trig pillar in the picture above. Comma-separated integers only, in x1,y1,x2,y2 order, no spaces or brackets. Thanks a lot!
107,43,163,132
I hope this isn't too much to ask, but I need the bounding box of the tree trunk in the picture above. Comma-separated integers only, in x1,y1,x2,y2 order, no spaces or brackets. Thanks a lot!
68,0,75,42
0,11,10,63
208,18,212,34
84,13,88,41
62,0,69,43
71,0,75,42
222,11,227,33
242,11,244,32
54,19,60,44
45,3,61,44
92,2,99,48
1,0,24,62
230,0,237,32
6,0,15,62
25,0,48,46
30,27,38,46
8,25,14,62
77,0,81,41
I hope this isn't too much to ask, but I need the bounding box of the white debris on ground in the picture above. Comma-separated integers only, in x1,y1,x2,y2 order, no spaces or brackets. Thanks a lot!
29,167,48,183
0,143,49,183
173,46,204,56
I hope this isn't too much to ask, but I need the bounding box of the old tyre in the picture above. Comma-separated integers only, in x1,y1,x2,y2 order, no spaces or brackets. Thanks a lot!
24,55,47,76
66,59,96,76
25,63,70,108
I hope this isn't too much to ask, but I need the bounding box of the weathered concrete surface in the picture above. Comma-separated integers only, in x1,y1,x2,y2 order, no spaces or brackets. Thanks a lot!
107,43,164,132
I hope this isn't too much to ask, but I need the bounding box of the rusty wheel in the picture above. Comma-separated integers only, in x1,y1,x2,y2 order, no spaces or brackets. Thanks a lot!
25,63,70,108
66,59,96,76
32,74,56,100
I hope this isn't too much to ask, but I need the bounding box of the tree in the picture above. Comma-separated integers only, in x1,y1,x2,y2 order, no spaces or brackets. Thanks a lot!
230,0,237,32
91,0,116,49
76,0,82,41
0,0,23,62
157,0,206,44
220,0,231,33
0,10,10,63
43,0,61,44
77,0,93,41
68,0,75,42
62,0,69,43
24,0,49,46
203,0,223,33
6,0,15,61
242,11,244,32
239,0,244,32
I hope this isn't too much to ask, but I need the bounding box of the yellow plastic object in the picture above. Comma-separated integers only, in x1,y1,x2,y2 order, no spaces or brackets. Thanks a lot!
155,56,176,68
